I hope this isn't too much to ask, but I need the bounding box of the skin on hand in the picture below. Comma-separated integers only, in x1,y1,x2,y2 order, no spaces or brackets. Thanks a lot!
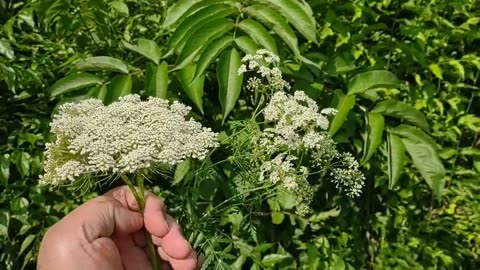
37,186,200,270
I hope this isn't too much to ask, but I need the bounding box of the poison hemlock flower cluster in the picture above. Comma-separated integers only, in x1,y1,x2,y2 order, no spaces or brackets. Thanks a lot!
40,95,218,185
231,50,365,215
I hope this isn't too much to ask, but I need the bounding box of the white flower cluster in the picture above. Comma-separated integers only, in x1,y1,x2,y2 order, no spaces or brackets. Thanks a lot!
40,95,218,185
238,49,290,93
256,91,365,212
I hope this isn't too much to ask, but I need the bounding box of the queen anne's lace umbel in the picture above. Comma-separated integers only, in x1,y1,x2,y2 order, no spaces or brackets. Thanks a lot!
40,95,218,185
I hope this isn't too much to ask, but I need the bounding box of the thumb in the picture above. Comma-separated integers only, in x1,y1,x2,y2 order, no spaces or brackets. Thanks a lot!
68,196,144,242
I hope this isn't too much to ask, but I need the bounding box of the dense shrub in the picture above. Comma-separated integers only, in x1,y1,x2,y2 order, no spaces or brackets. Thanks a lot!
1,0,479,269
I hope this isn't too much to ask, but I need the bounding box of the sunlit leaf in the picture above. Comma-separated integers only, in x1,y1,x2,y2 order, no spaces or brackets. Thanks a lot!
246,4,299,56
145,61,168,98
237,19,277,54
217,48,243,124
50,72,103,96
178,63,205,114
105,75,132,104
372,100,429,130
387,132,406,189
234,36,259,54
123,39,162,64
73,56,129,74
329,93,356,137
257,0,317,43
348,70,401,95
194,35,233,80
392,125,445,197
361,113,384,165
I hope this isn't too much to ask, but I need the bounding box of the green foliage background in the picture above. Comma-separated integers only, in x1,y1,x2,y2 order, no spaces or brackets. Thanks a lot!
1,0,479,269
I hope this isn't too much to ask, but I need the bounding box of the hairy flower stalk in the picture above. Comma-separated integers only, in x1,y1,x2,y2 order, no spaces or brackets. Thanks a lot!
40,94,218,270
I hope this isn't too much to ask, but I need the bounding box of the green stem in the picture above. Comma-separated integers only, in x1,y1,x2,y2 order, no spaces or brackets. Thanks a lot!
121,174,161,270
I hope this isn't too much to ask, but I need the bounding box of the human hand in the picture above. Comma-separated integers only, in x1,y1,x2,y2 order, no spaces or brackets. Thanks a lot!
37,186,200,270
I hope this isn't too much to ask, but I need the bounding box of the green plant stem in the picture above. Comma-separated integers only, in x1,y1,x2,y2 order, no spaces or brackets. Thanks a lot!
121,174,161,270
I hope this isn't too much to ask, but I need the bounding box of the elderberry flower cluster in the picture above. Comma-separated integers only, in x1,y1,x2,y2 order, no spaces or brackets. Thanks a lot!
40,95,218,185
256,91,365,213
238,49,290,93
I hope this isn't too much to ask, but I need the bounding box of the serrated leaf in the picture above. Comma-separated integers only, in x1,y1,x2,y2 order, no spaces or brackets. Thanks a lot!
163,0,199,28
262,254,291,266
176,18,235,70
329,93,356,137
178,63,205,114
429,63,443,79
105,75,132,104
170,4,237,54
19,235,36,256
237,19,277,54
391,125,445,197
173,159,191,185
123,39,162,64
145,61,168,98
245,4,299,56
234,36,259,54
50,72,104,96
0,40,15,60
110,1,129,16
217,48,243,124
361,113,384,165
347,70,401,95
257,0,317,43
74,56,129,74
372,100,429,130
194,35,233,80
387,132,406,189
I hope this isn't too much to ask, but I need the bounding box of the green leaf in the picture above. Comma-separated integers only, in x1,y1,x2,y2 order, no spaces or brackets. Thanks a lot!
19,235,36,256
0,40,15,60
170,4,237,54
329,93,356,137
176,18,235,70
110,1,129,16
257,0,317,43
123,39,162,64
194,35,233,80
0,212,8,237
391,125,445,197
309,208,341,223
387,132,406,189
145,61,168,98
178,63,205,114
105,75,132,104
217,48,243,124
448,59,465,79
347,70,401,95
95,85,108,102
11,197,29,215
237,19,277,54
234,36,259,54
361,113,385,165
271,212,285,224
173,159,191,185
73,56,129,74
262,254,291,266
0,155,10,186
429,63,443,79
372,100,429,130
163,0,198,28
245,4,299,56
50,72,104,96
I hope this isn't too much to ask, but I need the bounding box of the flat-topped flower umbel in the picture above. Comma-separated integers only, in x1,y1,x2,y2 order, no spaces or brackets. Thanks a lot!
40,94,218,185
